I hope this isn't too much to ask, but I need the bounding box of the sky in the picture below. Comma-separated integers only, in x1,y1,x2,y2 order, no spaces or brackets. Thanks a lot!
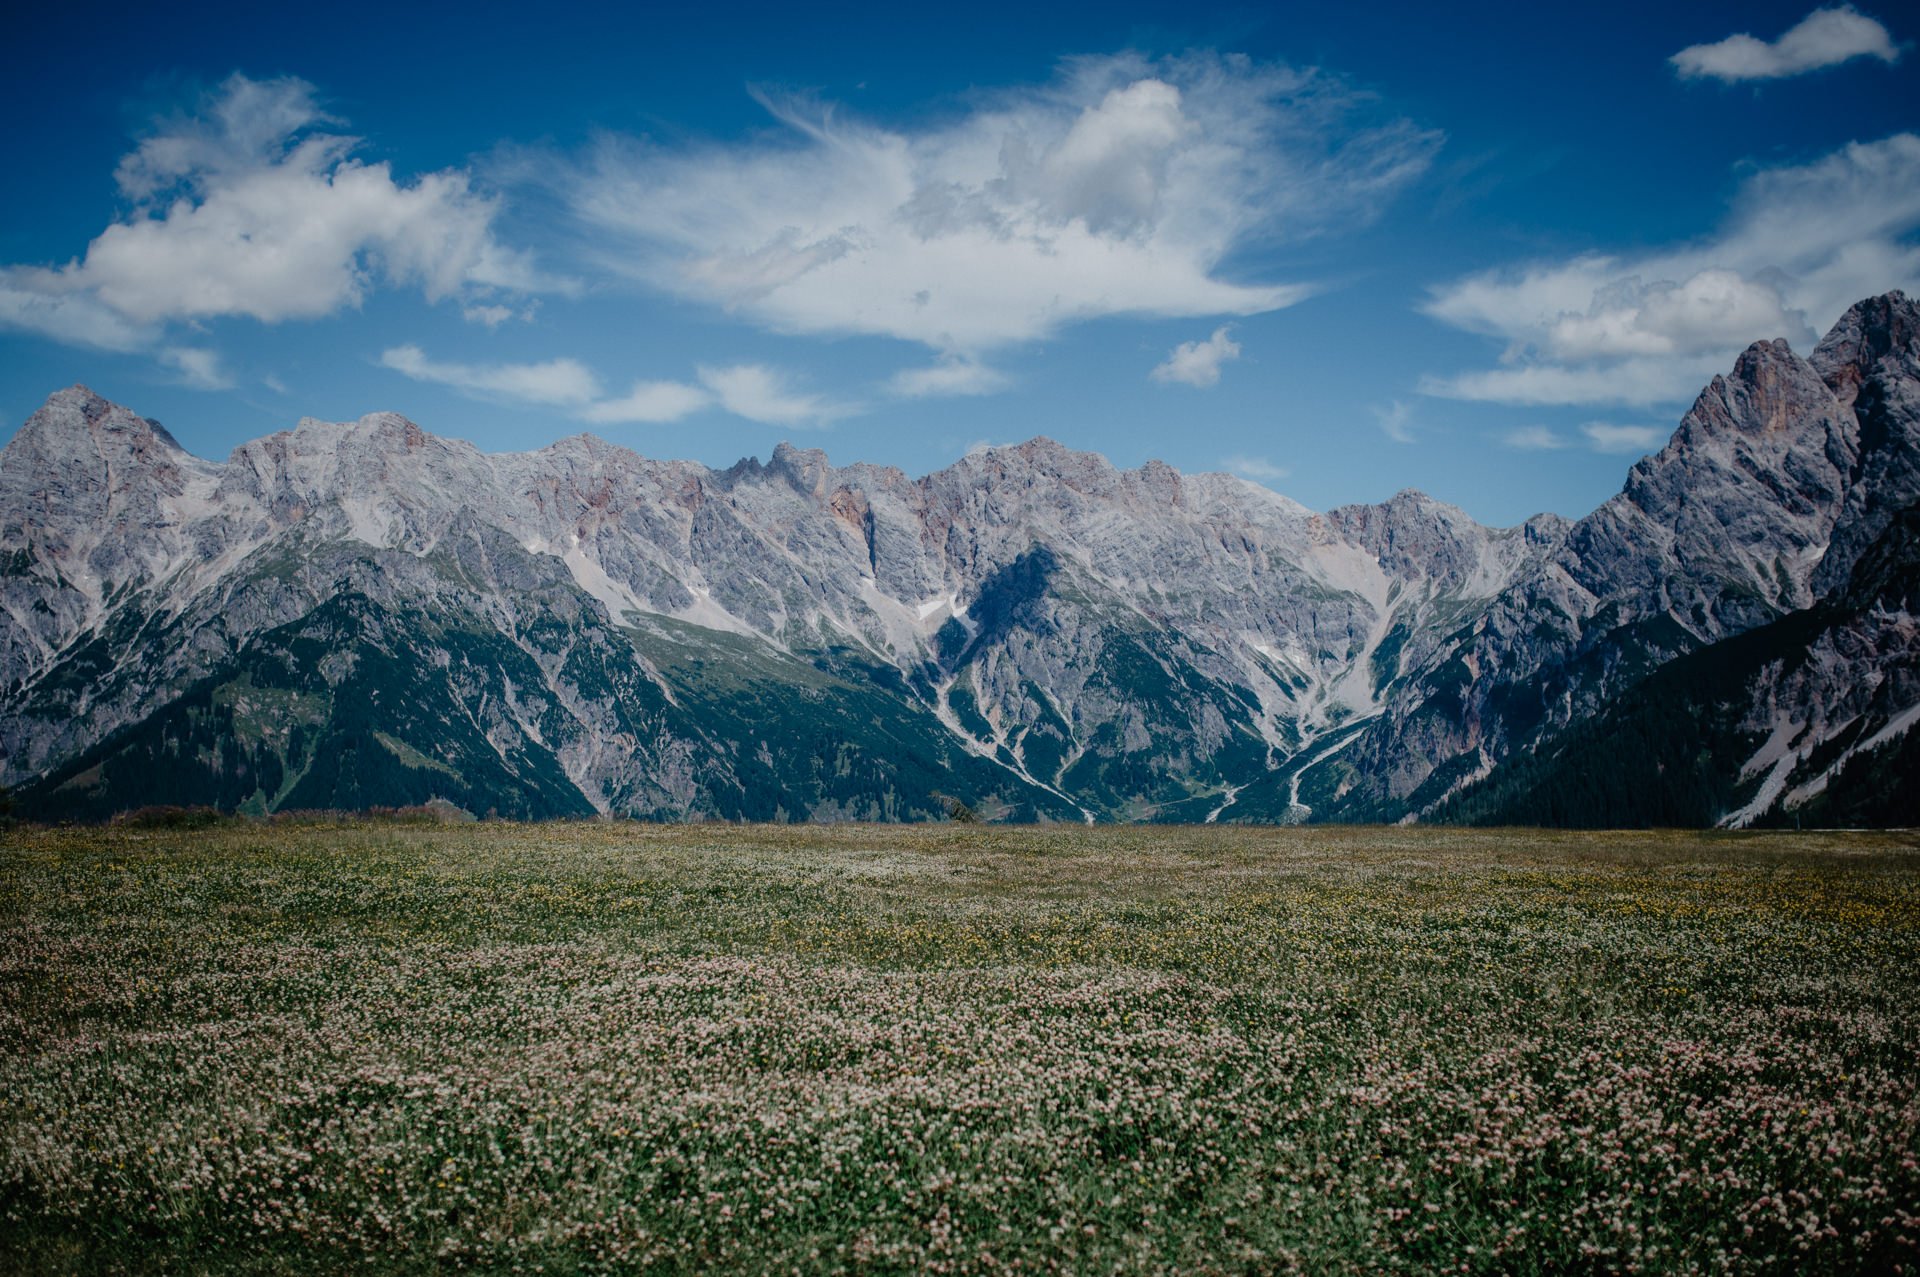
0,1,1915,526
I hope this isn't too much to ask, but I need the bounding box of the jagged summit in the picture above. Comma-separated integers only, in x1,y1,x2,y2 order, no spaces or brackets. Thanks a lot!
1,292,1916,827
6,383,187,456
1813,289,1919,402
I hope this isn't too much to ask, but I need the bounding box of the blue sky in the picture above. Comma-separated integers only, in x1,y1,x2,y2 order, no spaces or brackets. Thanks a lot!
1,1,1914,524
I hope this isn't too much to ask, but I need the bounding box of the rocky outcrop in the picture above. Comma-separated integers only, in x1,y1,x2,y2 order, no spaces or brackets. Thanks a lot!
1437,498,1920,829
1324,292,1920,820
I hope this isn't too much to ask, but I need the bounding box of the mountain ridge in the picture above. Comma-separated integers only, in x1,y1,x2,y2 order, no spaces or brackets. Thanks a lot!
5,292,1917,825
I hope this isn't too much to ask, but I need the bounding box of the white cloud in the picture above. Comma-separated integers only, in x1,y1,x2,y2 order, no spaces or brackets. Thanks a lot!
378,345,846,427
1581,422,1669,454
1500,421,1671,454
1501,425,1568,451
1430,355,1732,407
559,52,1438,354
888,358,1009,398
579,379,711,423
1373,400,1416,444
0,74,558,378
1223,454,1290,480
1151,325,1241,387
462,303,515,328
696,364,844,426
1541,269,1808,360
1423,132,1920,406
0,275,155,351
1672,6,1900,82
159,346,233,390
379,344,601,405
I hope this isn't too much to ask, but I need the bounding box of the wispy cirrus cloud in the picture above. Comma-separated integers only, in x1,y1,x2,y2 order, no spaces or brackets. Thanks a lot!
1151,326,1241,387
0,283,153,353
888,357,1009,399
379,345,845,427
1223,454,1290,481
579,380,712,424
379,345,602,405
1580,422,1668,454
1500,425,1568,451
0,74,563,382
695,363,847,426
556,52,1440,358
1373,400,1416,443
1421,132,1920,406
1500,421,1671,455
1671,6,1901,83
158,346,234,391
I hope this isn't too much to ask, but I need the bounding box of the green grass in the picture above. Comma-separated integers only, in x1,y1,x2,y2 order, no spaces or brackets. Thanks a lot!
2,822,1917,1274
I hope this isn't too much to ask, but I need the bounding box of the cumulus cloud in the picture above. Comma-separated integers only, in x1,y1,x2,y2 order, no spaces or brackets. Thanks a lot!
1151,326,1241,387
559,52,1439,355
1422,132,1920,406
380,344,601,405
1223,454,1290,481
1671,6,1900,82
0,74,556,375
1581,422,1669,454
1539,269,1808,360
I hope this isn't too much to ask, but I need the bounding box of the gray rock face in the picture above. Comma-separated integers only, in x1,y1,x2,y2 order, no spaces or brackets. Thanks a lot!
3,293,1917,823
1332,292,1920,818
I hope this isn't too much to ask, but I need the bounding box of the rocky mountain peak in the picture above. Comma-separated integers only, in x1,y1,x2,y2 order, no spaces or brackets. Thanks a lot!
5,384,187,464
1328,488,1520,592
0,386,219,636
1575,325,1855,628
768,441,834,497
1707,338,1837,440
360,410,432,450
4,293,1917,828
1808,291,1920,596
1132,458,1183,506
1812,289,1920,406
0,386,207,554
291,410,442,456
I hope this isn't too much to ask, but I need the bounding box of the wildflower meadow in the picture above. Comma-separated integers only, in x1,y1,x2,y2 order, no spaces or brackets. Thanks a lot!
2,821,1916,1274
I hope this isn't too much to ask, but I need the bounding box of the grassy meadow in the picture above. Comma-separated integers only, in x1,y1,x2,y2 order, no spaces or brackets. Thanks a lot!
2,820,1917,1274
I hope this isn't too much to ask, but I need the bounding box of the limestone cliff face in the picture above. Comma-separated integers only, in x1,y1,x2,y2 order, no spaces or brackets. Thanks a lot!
3,293,1916,824
1327,292,1920,822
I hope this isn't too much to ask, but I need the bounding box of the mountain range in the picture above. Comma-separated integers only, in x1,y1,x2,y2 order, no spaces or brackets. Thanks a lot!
3,293,1916,827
